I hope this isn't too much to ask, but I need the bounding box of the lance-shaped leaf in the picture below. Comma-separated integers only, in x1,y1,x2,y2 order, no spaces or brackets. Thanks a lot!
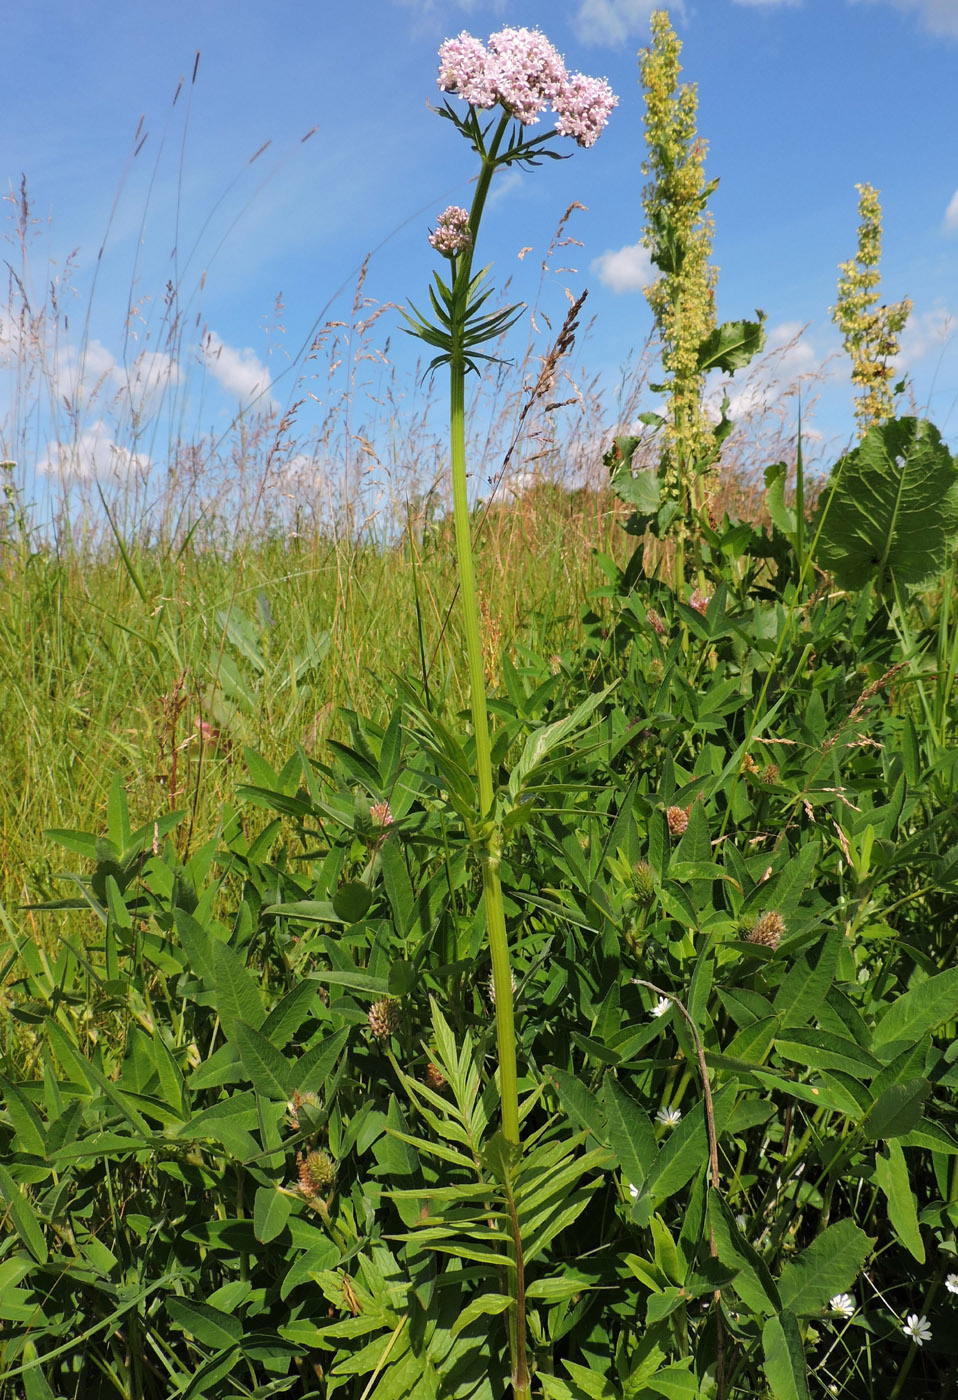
813,417,958,591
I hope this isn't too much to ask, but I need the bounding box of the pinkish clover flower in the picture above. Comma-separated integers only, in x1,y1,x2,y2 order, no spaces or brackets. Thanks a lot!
429,206,472,257
438,32,498,108
488,26,567,125
554,72,619,148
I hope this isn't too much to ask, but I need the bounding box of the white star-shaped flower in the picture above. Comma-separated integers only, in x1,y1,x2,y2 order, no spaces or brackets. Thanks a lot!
946,1273,958,1295
829,1293,855,1318
902,1314,932,1346
655,1106,682,1128
650,996,671,1018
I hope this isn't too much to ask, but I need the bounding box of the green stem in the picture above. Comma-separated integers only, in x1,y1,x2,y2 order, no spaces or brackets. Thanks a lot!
446,112,526,1399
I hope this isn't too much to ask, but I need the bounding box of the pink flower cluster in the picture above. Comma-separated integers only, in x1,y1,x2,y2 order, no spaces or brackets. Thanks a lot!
428,205,472,257
437,26,617,148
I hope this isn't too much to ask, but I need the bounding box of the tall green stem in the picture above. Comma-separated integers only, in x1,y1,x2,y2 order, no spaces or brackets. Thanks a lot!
447,115,528,1399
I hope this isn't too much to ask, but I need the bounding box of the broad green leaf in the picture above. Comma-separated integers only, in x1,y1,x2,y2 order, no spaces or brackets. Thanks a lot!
0,1163,47,1264
873,966,958,1049
253,1184,292,1244
875,1140,924,1262
261,978,325,1047
166,1297,243,1349
778,1220,873,1316
765,461,796,536
559,1360,618,1400
773,926,840,1029
450,1292,512,1338
234,1020,294,1100
696,314,766,375
814,417,958,590
774,1028,881,1079
296,1027,351,1095
863,1078,930,1141
332,879,373,924
762,1310,810,1400
602,1079,656,1189
645,1367,703,1400
1,1078,47,1156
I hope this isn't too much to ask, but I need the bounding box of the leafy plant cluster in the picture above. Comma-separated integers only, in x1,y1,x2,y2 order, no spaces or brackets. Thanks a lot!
2,443,958,1397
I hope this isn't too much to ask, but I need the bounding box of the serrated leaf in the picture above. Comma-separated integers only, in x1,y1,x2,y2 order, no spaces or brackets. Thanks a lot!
697,314,766,376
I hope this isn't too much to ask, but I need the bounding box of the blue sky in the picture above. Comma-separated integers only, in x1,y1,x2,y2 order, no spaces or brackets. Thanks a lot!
3,0,956,521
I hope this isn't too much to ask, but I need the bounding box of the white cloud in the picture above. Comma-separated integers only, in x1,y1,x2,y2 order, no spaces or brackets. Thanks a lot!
851,0,958,36
201,331,274,407
37,420,150,481
489,169,523,207
944,191,958,234
573,0,665,46
895,306,956,370
591,240,654,293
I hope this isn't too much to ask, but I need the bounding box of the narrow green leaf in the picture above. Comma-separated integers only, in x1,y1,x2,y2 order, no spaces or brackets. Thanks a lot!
875,1140,924,1261
708,1190,781,1315
602,1078,656,1189
166,1297,243,1349
0,1163,47,1264
234,1020,294,1101
450,1292,513,1338
863,1079,930,1141
762,1310,810,1400
213,940,265,1041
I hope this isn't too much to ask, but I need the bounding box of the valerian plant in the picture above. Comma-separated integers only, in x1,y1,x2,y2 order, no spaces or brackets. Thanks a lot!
400,26,616,1399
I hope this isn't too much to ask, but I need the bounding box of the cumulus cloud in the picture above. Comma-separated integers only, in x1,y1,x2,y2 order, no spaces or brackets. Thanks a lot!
894,306,956,370
37,420,150,481
201,331,274,407
591,240,654,292
851,0,958,36
944,191,958,234
573,0,665,46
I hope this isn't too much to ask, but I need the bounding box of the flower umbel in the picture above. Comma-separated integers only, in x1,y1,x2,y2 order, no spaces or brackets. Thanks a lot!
902,1314,932,1346
429,206,472,258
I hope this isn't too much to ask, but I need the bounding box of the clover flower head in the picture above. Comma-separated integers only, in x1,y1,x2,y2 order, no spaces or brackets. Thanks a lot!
650,995,671,1019
656,1105,682,1128
946,1273,958,1295
368,997,401,1040
297,1149,336,1196
646,607,665,635
438,31,498,108
902,1313,932,1346
488,26,567,125
830,1293,855,1318
747,910,786,951
666,804,689,837
689,588,711,616
554,71,618,148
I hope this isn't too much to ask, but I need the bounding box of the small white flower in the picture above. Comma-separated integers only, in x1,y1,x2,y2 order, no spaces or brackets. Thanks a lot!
628,1182,639,1201
946,1273,958,1295
650,996,671,1019
655,1106,682,1128
735,1213,748,1231
902,1313,932,1346
830,1293,855,1318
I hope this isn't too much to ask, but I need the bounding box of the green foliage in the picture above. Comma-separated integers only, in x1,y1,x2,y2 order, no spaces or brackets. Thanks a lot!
814,417,958,592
